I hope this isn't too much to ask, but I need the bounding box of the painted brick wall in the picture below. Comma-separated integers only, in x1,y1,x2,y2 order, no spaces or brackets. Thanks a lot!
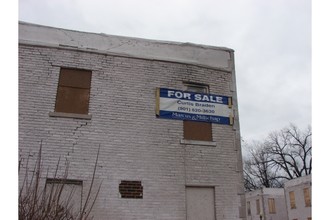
284,175,312,220
19,44,245,220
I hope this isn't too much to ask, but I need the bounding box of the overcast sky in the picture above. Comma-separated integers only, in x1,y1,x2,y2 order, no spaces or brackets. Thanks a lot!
19,0,311,142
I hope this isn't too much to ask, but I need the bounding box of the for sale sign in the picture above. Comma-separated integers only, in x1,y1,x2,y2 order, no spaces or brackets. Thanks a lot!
156,88,233,125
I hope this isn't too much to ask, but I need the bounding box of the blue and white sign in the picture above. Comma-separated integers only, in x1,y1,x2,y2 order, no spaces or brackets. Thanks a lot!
156,88,233,125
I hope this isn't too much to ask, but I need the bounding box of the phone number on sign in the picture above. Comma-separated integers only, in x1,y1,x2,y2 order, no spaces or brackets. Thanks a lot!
177,107,215,114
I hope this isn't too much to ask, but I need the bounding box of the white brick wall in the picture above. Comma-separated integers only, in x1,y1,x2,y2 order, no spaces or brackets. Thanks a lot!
245,188,288,220
19,28,245,219
284,175,312,220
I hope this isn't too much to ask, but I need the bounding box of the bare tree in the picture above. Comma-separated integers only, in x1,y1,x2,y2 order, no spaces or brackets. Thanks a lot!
243,141,284,191
266,124,312,180
243,124,312,191
19,143,102,220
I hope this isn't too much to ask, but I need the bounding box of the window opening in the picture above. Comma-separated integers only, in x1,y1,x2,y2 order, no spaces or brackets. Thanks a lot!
183,82,212,141
55,68,92,114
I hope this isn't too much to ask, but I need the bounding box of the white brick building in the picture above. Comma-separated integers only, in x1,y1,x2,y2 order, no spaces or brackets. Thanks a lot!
19,21,245,220
284,175,312,220
245,175,312,220
245,188,288,220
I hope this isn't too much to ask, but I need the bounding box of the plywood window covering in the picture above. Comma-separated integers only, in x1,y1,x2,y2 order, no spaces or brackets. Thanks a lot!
304,187,311,207
268,198,276,214
289,191,296,209
184,121,212,141
256,199,261,215
247,201,251,215
183,83,212,141
55,68,92,114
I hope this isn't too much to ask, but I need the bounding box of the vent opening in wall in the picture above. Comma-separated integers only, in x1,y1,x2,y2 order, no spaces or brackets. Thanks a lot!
119,180,143,199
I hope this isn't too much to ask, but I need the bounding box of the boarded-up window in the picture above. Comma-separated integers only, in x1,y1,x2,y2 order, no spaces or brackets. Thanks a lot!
185,83,208,93
45,178,83,215
186,187,215,220
268,198,276,214
184,121,212,141
119,180,143,199
289,191,296,209
304,187,311,207
247,201,251,215
55,68,92,114
183,83,212,141
256,199,261,215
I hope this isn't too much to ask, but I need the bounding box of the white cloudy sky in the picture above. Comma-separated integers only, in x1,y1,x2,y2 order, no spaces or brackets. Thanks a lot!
18,0,311,142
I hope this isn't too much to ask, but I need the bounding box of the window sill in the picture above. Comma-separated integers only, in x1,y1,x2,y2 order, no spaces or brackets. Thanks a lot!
180,139,217,147
49,112,92,120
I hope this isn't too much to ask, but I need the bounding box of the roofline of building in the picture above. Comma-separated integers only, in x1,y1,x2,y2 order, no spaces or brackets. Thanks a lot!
245,187,285,197
284,175,311,188
19,21,235,71
19,21,235,52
